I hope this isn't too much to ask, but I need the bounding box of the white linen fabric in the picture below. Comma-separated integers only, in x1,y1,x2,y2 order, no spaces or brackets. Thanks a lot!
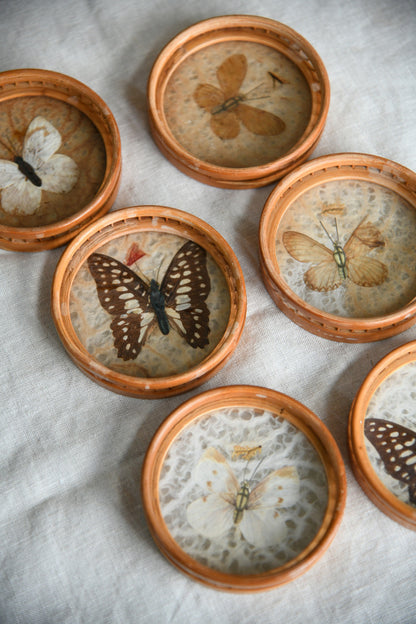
1,0,415,622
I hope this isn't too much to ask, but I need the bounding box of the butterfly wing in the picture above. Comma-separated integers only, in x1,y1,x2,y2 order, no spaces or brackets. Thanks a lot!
343,220,388,287
283,230,342,291
365,418,416,503
193,83,224,112
347,256,388,287
0,173,41,215
210,111,240,139
236,102,285,136
193,83,240,139
248,466,300,509
283,230,333,264
303,262,343,291
344,219,385,258
87,253,156,361
186,494,235,539
192,447,239,497
23,116,62,170
161,240,211,349
37,153,78,193
216,54,247,99
237,466,299,548
186,447,238,538
0,160,23,188
239,507,288,548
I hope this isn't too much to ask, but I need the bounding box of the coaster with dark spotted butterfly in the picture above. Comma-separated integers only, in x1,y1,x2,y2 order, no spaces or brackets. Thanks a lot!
87,240,211,361
365,418,416,505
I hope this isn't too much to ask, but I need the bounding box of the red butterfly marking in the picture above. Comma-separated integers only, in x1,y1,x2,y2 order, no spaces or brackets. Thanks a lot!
125,242,146,266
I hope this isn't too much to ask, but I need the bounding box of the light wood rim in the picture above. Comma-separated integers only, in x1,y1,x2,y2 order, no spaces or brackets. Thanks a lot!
349,341,416,530
259,152,416,342
0,68,121,251
141,385,346,591
147,15,329,188
51,206,246,398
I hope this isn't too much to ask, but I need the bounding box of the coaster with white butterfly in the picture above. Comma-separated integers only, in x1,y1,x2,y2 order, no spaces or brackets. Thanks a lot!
0,69,121,251
52,205,246,398
349,341,416,530
259,153,416,342
142,385,346,591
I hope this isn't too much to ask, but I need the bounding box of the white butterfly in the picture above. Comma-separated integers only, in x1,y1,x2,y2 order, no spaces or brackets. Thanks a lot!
186,447,300,548
0,116,78,215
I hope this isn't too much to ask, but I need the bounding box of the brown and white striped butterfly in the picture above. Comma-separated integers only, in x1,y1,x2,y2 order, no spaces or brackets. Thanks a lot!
365,418,416,505
282,217,388,292
193,54,285,140
87,240,211,361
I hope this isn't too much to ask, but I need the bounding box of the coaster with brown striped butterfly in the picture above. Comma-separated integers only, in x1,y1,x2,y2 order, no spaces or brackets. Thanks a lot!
87,240,211,361
365,418,416,505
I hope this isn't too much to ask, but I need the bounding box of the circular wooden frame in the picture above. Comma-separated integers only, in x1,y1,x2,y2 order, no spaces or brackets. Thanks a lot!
259,153,416,342
142,385,346,592
349,341,416,530
147,15,329,188
51,205,246,398
0,68,121,251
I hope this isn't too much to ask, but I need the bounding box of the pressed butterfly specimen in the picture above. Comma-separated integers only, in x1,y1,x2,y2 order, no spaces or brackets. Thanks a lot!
193,54,285,140
282,217,388,291
186,447,300,548
87,240,211,361
365,418,416,505
0,116,78,215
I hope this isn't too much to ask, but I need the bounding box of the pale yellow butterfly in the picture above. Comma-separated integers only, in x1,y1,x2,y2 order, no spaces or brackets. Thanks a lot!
186,447,300,548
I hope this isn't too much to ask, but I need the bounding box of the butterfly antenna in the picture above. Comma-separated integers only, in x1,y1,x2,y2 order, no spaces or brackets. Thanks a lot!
334,218,341,244
132,262,150,286
243,82,270,101
248,456,266,484
154,256,165,285
319,220,336,246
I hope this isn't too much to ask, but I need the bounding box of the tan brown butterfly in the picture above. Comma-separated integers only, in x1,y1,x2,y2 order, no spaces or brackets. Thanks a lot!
194,54,285,140
282,217,388,292
365,418,416,505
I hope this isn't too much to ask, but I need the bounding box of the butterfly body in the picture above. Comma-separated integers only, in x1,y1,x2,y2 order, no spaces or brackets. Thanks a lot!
332,243,347,280
149,278,169,335
212,95,245,115
87,240,211,361
14,156,42,187
233,481,250,524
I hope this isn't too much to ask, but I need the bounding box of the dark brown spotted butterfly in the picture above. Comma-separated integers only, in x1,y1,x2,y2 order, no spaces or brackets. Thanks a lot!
365,418,416,505
87,240,211,361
